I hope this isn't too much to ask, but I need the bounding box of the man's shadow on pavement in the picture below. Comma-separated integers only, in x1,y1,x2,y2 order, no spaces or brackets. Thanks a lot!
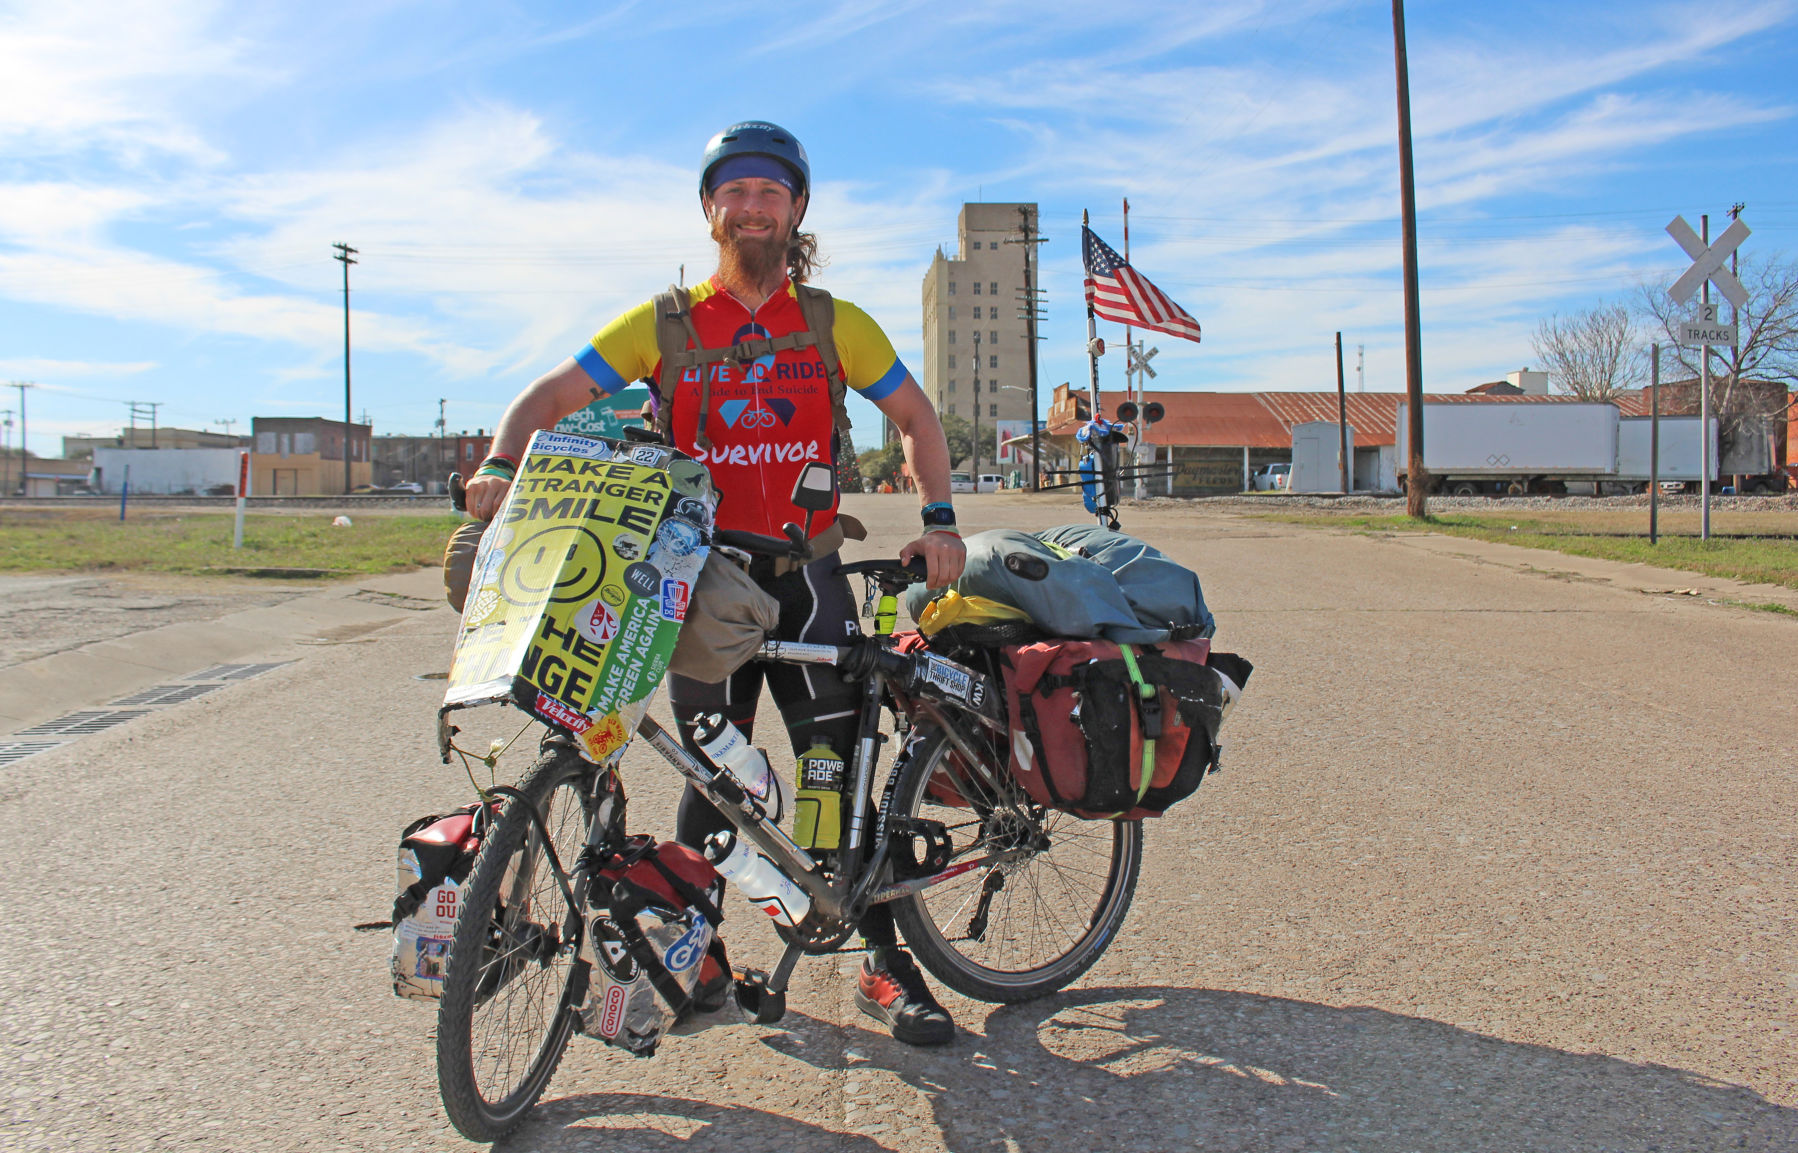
505,985,1796,1152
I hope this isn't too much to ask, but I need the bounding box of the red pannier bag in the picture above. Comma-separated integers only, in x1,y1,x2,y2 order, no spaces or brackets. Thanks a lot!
1001,638,1250,820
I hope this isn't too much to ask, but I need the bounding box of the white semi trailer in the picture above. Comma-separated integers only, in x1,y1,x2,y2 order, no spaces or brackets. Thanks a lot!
1613,416,1716,491
1395,402,1619,496
1394,403,1786,495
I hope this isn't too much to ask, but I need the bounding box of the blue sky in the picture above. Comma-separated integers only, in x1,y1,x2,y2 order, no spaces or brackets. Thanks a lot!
3,0,1795,456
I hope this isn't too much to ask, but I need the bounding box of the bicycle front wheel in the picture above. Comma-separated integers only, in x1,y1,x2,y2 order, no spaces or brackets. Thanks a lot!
436,745,593,1143
889,725,1141,1003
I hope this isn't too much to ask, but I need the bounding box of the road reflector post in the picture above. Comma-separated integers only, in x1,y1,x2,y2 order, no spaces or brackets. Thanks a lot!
234,450,249,550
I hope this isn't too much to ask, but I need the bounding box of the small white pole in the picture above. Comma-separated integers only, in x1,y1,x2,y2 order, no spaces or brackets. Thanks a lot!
233,450,248,549
1699,215,1712,541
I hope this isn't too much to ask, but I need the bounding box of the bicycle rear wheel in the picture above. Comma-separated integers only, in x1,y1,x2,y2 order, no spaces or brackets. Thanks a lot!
436,744,594,1142
888,725,1141,1003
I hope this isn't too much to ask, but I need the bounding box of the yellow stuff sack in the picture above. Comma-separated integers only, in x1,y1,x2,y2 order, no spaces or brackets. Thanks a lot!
915,590,1032,637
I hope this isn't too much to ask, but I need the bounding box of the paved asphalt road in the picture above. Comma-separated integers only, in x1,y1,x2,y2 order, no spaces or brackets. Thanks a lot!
2,493,1794,1152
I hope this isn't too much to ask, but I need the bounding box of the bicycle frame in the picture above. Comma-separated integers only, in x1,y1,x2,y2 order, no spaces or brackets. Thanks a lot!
628,632,1014,934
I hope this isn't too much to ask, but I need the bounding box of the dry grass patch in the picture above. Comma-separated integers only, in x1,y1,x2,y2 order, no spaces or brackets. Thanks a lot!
0,509,460,576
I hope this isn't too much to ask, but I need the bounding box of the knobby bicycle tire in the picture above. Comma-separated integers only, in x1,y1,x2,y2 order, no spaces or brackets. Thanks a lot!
889,725,1141,1003
436,745,593,1142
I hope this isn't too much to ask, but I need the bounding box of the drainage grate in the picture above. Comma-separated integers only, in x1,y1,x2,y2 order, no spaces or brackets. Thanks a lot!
8,661,298,753
14,710,153,737
186,662,293,682
0,740,69,767
110,683,226,708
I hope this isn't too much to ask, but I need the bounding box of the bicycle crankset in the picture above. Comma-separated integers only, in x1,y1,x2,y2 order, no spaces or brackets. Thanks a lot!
888,816,953,880
775,913,857,954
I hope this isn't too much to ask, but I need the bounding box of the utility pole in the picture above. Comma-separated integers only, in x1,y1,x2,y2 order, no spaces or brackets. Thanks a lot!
127,401,162,448
1007,204,1048,491
1727,200,1746,492
11,382,34,495
971,331,982,475
214,418,238,440
1,408,12,497
1336,332,1350,494
437,398,447,491
1392,0,1427,518
1357,344,1365,392
333,242,358,496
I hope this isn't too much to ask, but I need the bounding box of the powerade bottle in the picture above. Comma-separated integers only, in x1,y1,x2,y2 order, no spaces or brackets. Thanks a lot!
792,738,844,852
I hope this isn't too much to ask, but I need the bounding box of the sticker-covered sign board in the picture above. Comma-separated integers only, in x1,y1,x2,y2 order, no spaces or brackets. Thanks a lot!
444,431,716,764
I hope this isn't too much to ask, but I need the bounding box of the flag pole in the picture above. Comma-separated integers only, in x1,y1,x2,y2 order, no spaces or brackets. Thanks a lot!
1084,210,1102,419
1122,198,1133,408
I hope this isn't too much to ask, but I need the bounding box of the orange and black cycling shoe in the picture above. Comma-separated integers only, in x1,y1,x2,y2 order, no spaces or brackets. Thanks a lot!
855,949,954,1046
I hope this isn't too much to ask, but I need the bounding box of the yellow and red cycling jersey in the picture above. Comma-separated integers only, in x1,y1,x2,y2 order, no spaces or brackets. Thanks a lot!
572,276,909,538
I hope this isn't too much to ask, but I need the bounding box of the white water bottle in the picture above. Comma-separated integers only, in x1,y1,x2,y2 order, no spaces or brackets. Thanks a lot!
704,830,811,926
693,713,790,823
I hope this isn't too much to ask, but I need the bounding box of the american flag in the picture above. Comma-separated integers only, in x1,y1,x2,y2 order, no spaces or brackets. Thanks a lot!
1083,225,1202,344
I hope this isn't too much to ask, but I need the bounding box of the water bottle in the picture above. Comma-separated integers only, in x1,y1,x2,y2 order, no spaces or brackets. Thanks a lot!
693,713,790,823
704,829,811,926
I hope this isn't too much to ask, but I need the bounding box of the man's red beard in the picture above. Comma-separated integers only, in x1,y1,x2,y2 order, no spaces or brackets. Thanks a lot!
712,213,791,285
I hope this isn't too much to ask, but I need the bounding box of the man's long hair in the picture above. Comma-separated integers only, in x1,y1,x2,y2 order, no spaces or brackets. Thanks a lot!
787,229,821,284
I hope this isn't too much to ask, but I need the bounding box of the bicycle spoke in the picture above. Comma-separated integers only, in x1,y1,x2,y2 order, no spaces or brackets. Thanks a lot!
892,726,1141,1001
440,755,596,1140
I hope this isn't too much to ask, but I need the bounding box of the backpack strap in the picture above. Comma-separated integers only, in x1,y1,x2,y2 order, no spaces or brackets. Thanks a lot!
793,284,853,435
653,287,711,449
652,282,854,450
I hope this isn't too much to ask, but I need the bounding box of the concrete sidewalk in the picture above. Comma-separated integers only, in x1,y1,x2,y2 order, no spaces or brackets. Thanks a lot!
0,568,449,732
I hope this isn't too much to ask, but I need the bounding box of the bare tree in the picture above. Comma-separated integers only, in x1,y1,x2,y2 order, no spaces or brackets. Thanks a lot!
1531,304,1642,401
1639,251,1798,413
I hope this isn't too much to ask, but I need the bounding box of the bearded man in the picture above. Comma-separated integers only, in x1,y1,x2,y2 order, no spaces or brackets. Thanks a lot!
463,121,966,1045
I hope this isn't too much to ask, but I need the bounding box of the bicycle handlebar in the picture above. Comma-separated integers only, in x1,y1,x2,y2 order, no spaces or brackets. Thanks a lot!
834,557,928,582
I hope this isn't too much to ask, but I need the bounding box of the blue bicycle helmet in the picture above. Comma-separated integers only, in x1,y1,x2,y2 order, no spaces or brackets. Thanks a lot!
699,121,810,214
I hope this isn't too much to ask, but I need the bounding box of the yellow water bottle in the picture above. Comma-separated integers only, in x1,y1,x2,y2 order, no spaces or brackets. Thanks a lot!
792,739,844,851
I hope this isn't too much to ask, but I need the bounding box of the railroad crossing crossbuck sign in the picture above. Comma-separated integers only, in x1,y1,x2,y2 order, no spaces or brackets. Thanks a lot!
1127,343,1158,380
1666,214,1750,345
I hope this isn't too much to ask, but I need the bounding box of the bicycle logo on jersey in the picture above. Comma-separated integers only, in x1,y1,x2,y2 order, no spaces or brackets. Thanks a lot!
717,397,797,430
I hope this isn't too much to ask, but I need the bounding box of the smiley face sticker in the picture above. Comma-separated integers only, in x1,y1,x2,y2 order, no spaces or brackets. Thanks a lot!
498,526,609,606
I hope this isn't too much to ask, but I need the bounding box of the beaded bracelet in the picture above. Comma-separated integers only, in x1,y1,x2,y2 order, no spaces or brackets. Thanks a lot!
474,457,517,481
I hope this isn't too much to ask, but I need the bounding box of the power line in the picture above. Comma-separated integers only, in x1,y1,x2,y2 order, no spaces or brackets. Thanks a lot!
127,401,162,448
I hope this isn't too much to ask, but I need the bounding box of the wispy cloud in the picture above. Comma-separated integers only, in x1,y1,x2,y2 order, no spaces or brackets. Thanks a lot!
0,0,261,163
0,358,157,379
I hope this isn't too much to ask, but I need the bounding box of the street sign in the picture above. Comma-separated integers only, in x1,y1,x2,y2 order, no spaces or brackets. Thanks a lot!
1127,343,1159,379
1679,319,1738,346
1666,215,1750,310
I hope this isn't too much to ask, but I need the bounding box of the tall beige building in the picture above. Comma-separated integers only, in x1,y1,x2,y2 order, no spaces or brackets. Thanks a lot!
921,202,1039,470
